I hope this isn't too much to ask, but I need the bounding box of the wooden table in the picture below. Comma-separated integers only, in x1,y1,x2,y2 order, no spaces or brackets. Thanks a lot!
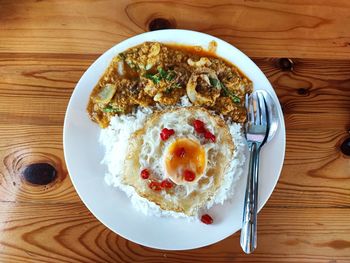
1,1,350,262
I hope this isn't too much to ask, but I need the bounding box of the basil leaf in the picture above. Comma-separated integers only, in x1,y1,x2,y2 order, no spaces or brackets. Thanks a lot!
165,70,176,81
145,68,177,84
158,67,168,79
144,73,160,84
209,77,220,88
223,85,241,104
117,52,125,60
209,77,241,104
103,105,124,113
164,87,173,94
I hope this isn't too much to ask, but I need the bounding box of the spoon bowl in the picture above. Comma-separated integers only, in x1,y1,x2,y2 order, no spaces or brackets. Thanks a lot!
256,90,279,143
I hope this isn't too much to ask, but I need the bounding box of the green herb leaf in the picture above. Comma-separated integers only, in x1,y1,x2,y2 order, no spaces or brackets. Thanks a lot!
209,77,220,89
145,68,177,84
164,83,181,94
144,73,160,84
158,67,168,79
117,52,125,60
164,87,173,94
209,77,241,104
173,83,181,88
103,105,124,113
222,85,241,104
234,96,241,103
165,70,176,81
228,93,241,104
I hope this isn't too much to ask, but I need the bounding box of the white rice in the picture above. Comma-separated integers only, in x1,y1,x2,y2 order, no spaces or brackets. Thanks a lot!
100,96,246,220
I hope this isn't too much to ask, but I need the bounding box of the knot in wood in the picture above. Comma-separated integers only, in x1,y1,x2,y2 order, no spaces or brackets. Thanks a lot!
148,18,172,31
341,138,350,156
22,163,57,185
278,58,294,71
297,88,309,96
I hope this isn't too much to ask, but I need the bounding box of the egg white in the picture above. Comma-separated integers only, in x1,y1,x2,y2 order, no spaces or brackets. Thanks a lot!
101,102,246,218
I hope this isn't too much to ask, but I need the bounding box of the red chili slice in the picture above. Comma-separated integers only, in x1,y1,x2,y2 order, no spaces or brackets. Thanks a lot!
204,130,216,143
160,128,175,141
193,119,206,133
184,170,196,182
140,169,150,179
149,181,162,191
160,179,173,189
201,214,213,224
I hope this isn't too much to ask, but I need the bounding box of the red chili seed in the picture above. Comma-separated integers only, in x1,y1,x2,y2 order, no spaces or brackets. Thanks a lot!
149,181,161,191
193,119,206,133
160,128,175,141
140,169,150,179
201,214,213,224
160,179,173,189
204,130,216,143
175,147,186,158
184,170,196,182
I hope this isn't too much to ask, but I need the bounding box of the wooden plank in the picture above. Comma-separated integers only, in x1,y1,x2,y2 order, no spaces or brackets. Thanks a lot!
1,0,350,261
1,0,350,59
267,128,350,208
0,203,349,262
0,55,349,128
0,124,78,203
253,58,350,130
0,124,349,207
0,54,87,126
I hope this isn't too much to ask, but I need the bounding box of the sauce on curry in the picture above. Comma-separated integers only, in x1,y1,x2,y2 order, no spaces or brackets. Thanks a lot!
87,42,252,128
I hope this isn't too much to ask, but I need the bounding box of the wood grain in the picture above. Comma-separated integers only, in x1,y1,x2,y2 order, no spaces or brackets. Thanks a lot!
1,0,350,59
0,54,349,128
0,53,349,261
0,125,348,207
254,58,350,130
1,0,350,262
267,129,350,208
0,124,78,203
1,203,350,263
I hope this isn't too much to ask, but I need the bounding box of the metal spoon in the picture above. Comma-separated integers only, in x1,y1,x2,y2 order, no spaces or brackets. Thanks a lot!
240,90,279,254
258,90,279,143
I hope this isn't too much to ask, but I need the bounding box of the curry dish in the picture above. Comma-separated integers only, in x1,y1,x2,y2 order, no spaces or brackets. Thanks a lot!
87,42,252,128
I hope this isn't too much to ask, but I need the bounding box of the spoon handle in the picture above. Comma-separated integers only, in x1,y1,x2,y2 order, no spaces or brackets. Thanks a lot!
240,142,260,254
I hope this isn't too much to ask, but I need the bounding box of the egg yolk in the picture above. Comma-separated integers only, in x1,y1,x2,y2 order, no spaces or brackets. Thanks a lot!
164,138,206,185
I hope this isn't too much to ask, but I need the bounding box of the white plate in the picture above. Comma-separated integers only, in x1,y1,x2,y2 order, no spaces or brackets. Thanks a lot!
63,29,285,250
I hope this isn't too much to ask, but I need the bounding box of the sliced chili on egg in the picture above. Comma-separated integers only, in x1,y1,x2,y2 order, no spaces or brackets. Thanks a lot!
140,169,150,179
193,119,216,143
184,170,196,182
193,119,206,133
149,181,162,191
204,130,216,143
160,179,173,189
160,128,175,141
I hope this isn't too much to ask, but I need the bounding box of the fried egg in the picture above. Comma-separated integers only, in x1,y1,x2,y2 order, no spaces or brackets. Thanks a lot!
122,107,234,216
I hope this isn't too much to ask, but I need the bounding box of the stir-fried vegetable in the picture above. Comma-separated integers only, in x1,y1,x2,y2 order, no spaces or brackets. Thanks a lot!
165,83,181,94
209,77,240,104
94,84,117,104
144,67,176,84
103,105,124,113
87,42,252,128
